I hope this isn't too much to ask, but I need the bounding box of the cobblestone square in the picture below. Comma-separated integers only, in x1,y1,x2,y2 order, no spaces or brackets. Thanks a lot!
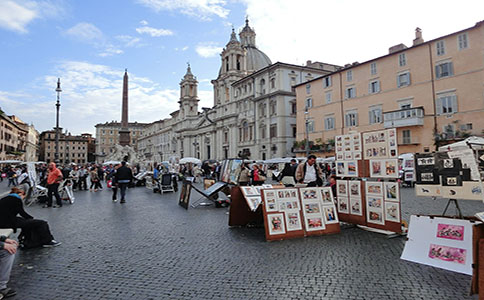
2,180,484,300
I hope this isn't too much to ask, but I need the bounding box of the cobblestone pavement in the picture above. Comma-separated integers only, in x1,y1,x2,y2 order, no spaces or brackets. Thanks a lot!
4,181,484,300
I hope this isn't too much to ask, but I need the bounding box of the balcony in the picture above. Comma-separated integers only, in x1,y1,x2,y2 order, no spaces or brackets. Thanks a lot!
383,107,424,128
398,136,420,145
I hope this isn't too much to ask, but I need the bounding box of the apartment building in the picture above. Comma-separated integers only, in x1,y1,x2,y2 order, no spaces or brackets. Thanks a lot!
295,21,484,157
39,130,91,164
0,112,28,161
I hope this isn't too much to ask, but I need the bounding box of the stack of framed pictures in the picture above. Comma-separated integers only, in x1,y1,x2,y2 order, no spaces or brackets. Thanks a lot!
363,129,398,179
240,184,274,211
336,179,365,225
365,181,401,228
261,187,340,241
335,133,362,178
220,159,243,184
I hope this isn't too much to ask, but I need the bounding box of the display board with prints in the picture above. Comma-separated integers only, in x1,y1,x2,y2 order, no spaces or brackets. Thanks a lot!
335,133,362,178
365,180,401,228
363,128,399,178
336,179,366,225
240,184,273,211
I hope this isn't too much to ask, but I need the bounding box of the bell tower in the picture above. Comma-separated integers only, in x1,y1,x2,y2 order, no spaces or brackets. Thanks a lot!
179,63,199,118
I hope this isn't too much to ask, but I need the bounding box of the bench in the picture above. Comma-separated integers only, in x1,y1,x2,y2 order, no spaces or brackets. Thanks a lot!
0,228,14,238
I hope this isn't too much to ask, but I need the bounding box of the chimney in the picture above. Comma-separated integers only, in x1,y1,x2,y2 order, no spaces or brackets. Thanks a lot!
413,27,424,46
389,43,408,54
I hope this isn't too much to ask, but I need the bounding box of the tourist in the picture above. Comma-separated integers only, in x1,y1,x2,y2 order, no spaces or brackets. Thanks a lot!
114,161,133,204
78,166,88,190
44,162,63,208
70,166,79,190
0,187,61,248
295,155,324,187
6,168,15,187
0,234,17,298
106,164,119,202
250,164,266,186
89,167,101,192
238,163,250,186
97,165,105,188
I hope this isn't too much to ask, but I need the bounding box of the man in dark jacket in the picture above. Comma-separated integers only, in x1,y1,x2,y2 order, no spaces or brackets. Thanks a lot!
114,161,133,204
0,235,17,298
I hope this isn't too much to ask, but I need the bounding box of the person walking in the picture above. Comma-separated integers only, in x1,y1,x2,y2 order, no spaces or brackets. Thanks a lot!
114,161,133,204
97,165,104,189
106,165,119,202
70,166,79,191
250,164,266,186
6,168,15,188
295,155,324,187
78,166,88,190
44,162,63,208
89,167,100,192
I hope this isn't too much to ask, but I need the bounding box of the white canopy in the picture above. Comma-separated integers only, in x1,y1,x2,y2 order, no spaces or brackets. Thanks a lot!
264,157,295,164
103,160,121,165
179,157,202,165
438,136,484,152
0,160,22,164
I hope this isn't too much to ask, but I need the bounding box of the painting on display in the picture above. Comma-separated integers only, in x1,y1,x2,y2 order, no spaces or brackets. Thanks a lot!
350,197,363,216
285,212,303,231
300,187,326,231
349,180,361,198
363,128,398,159
370,159,399,178
320,187,334,205
263,190,278,212
384,202,400,223
337,180,348,197
335,133,362,161
365,181,383,196
267,213,286,235
323,205,339,224
384,182,399,202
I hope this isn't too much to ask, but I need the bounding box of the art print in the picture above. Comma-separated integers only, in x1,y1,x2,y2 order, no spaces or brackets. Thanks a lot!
241,186,257,197
285,212,302,231
302,188,318,200
337,181,348,196
367,209,384,225
336,162,346,176
306,217,325,231
367,197,382,208
428,244,466,265
344,152,353,160
384,202,400,223
320,188,334,204
446,177,458,186
370,160,382,176
336,153,344,160
304,203,321,214
338,197,349,213
421,172,434,182
349,181,361,197
253,186,263,195
443,159,454,169
262,184,273,189
385,160,397,177
436,224,464,241
350,197,362,216
384,182,399,201
283,200,299,211
264,190,276,198
417,157,435,166
366,182,383,195
347,161,357,176
267,213,286,235
247,196,262,212
354,152,362,160
323,206,339,224
265,197,277,212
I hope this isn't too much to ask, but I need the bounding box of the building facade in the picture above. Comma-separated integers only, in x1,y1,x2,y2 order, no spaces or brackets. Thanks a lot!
295,21,484,157
0,112,28,161
95,121,148,163
136,19,339,162
39,130,91,164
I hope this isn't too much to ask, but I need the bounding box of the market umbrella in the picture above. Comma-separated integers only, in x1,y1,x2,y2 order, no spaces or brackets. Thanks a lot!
103,160,121,165
0,160,22,164
179,157,202,165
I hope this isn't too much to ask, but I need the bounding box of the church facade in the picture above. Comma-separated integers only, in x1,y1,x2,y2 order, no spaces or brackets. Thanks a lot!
137,20,340,162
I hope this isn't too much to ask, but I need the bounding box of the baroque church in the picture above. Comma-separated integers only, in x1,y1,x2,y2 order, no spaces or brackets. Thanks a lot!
136,19,340,162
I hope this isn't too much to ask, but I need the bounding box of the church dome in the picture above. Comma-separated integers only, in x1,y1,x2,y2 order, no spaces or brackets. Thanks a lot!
245,46,271,73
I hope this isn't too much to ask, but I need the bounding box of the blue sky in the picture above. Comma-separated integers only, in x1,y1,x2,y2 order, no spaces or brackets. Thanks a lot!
1,0,483,136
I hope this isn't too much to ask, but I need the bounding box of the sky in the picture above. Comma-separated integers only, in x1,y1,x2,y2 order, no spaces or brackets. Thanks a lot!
0,0,483,137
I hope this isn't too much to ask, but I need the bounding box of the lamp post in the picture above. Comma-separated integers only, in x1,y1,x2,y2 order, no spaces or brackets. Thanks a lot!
305,107,309,157
54,78,62,164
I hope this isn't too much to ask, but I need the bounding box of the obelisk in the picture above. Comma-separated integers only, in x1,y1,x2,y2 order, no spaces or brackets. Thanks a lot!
119,69,131,146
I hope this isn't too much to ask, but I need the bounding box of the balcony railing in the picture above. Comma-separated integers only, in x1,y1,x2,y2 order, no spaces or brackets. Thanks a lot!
397,136,420,145
383,107,424,128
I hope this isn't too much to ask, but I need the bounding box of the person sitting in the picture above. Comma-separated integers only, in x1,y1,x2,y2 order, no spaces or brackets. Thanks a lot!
0,187,61,248
0,234,17,299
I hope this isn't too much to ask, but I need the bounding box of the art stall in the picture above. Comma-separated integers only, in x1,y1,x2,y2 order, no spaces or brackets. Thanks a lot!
334,129,402,233
399,137,484,298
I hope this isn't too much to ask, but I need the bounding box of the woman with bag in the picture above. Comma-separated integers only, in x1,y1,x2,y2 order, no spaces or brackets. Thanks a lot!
89,167,101,192
0,187,61,248
250,164,266,186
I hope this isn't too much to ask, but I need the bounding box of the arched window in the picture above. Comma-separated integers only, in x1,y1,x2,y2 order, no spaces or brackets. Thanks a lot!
242,121,248,142
260,79,266,95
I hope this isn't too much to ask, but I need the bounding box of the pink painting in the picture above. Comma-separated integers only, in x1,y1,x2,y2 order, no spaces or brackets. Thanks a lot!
428,244,466,264
436,224,464,241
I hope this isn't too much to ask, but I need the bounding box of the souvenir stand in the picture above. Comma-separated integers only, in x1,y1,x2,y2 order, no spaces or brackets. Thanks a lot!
400,142,484,297
335,129,402,233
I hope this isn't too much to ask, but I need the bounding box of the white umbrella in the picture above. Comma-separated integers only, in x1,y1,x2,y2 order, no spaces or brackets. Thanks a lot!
179,157,201,164
103,160,121,165
0,160,22,164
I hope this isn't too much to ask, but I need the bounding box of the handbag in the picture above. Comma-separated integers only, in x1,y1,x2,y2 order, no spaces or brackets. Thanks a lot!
259,175,267,181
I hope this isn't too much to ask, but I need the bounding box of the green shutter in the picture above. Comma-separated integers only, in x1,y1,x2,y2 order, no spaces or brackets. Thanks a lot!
436,98,443,115
451,95,458,113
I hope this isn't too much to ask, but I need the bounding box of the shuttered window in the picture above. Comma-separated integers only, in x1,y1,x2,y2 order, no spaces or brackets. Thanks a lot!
436,95,457,115
435,62,454,79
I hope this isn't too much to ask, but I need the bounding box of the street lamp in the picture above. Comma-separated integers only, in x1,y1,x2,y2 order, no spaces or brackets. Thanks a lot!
305,107,309,157
55,78,62,164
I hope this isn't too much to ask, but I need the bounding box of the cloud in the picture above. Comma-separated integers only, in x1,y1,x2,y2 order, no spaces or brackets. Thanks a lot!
136,0,229,21
65,22,103,42
175,46,189,51
195,42,222,58
136,26,173,37
0,0,38,33
116,35,143,47
0,61,182,135
139,20,148,26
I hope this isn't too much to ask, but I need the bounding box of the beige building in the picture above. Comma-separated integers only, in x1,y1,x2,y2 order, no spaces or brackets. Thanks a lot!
39,130,90,164
95,121,148,162
0,112,28,161
295,21,484,157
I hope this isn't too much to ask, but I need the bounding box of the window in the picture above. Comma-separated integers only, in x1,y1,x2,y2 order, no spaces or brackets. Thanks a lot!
323,76,332,88
370,63,377,75
369,106,382,124
269,124,277,138
402,130,411,144
346,70,353,81
291,102,297,114
458,33,468,50
399,53,406,66
306,84,311,94
436,40,445,56
307,120,314,133
292,125,296,138
345,87,356,99
270,78,276,89
397,72,411,88
260,126,266,139
325,92,332,104
369,80,380,94
345,110,358,127
443,124,456,138
460,123,473,131
324,116,335,131
305,98,313,108
436,94,457,115
260,79,266,95
270,101,276,116
435,62,453,79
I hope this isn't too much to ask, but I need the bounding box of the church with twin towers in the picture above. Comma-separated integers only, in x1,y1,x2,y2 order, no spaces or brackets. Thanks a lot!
95,19,339,163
